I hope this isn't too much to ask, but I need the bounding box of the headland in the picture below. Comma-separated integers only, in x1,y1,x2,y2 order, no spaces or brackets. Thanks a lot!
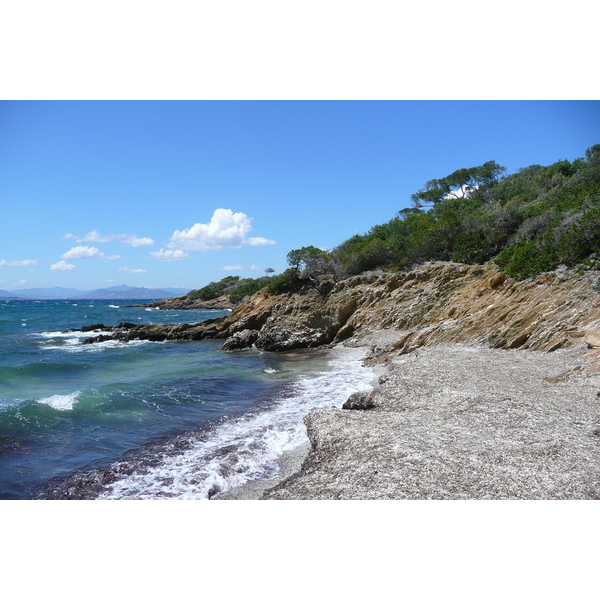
69,261,600,499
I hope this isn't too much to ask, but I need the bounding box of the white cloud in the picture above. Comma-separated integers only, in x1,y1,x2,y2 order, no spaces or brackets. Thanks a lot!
250,264,261,270
64,230,124,243
118,267,148,273
62,246,103,259
246,237,277,247
123,236,154,247
11,279,27,287
50,260,76,272
64,231,155,247
0,259,38,267
61,246,120,260
218,265,243,271
149,248,189,262
168,208,276,251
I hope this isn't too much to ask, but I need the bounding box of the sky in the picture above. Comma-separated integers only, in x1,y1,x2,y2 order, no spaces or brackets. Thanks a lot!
1,100,599,291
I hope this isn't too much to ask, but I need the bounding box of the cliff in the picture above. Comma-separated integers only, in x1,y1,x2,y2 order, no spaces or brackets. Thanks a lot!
79,261,600,356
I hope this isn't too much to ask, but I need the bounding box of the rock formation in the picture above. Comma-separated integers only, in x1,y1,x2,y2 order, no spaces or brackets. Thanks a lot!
76,261,600,357
126,294,233,310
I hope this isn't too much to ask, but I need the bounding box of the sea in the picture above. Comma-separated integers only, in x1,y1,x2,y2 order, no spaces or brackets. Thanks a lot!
0,299,374,500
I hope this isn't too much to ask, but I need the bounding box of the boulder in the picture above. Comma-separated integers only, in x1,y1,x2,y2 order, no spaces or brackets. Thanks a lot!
220,329,259,351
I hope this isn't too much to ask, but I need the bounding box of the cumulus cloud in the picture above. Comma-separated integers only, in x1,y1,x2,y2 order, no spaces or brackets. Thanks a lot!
64,230,124,243
11,280,27,287
168,209,276,251
61,246,103,259
61,246,120,260
64,231,155,247
0,259,38,267
246,237,277,247
123,236,154,247
50,260,76,272
149,248,189,262
218,265,243,271
250,264,261,271
118,267,148,273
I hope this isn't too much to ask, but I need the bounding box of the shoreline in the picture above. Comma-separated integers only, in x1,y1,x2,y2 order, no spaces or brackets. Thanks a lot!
258,335,600,500
213,442,311,500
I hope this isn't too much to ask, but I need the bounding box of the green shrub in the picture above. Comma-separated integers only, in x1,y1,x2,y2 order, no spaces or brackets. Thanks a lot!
266,269,299,294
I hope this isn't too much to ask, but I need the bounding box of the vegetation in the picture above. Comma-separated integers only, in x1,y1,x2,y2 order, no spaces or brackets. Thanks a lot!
411,161,506,206
190,145,600,304
332,144,600,280
188,276,242,301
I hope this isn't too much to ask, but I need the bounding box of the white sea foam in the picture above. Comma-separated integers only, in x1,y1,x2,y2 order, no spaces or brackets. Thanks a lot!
109,305,120,309
37,330,99,340
98,346,375,500
36,330,152,352
49,338,152,353
37,391,81,411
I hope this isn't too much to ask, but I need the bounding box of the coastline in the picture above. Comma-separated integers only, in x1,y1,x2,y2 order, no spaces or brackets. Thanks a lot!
259,336,600,500
58,261,600,500
213,442,311,500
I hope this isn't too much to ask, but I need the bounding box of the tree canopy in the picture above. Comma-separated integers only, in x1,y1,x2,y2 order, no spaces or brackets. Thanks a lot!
411,161,507,206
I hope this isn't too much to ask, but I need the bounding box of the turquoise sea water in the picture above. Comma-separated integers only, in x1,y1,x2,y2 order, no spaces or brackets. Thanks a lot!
0,299,373,499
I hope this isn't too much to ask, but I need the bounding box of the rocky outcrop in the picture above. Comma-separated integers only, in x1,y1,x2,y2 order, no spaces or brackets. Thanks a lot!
76,261,600,356
127,294,234,310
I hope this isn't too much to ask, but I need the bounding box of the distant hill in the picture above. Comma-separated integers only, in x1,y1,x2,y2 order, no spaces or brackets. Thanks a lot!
3,285,192,300
12,287,83,299
81,286,184,300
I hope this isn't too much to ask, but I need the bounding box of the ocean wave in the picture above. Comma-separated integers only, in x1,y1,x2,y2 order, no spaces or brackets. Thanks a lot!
45,338,154,353
97,346,374,500
36,330,99,340
37,391,81,411
35,330,156,352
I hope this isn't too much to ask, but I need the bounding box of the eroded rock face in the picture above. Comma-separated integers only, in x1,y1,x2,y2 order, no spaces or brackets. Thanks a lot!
74,262,600,353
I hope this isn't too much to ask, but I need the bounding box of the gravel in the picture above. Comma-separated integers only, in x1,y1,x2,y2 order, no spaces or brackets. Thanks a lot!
262,339,600,500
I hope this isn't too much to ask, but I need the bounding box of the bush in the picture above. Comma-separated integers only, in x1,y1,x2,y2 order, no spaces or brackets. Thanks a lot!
266,269,299,294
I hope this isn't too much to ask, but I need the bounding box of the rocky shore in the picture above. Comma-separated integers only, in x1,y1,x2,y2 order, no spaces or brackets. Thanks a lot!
262,338,600,499
67,261,600,499
126,294,233,311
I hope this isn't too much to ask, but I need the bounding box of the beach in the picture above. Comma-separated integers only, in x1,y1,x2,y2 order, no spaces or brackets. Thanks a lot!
257,335,600,500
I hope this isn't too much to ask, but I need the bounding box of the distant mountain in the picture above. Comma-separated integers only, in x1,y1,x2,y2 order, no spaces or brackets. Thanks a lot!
13,286,83,299
81,286,179,300
4,285,192,300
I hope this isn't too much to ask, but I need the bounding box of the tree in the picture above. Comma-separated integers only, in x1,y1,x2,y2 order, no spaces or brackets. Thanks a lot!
286,246,334,280
411,161,507,207
264,267,275,275
287,246,328,271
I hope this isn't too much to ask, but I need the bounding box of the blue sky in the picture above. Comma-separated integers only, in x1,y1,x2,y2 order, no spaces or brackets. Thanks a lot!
1,100,599,291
